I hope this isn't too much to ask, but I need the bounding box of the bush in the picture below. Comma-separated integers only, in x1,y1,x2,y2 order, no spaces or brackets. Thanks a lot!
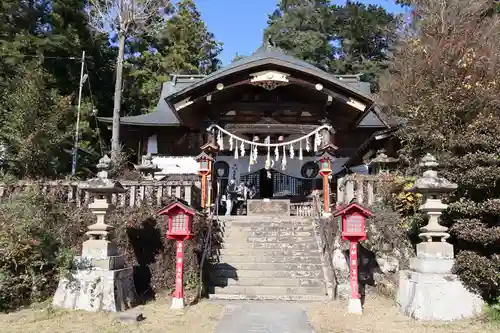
0,185,209,312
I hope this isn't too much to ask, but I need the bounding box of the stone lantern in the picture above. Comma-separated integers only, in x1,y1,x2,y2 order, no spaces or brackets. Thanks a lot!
135,153,162,179
53,155,137,312
368,149,398,175
398,153,483,321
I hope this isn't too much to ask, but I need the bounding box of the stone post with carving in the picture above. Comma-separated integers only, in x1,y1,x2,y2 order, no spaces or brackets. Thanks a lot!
397,153,483,321
53,155,137,312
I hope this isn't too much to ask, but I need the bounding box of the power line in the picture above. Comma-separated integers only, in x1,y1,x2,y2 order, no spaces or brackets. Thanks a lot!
0,54,92,60
84,63,105,156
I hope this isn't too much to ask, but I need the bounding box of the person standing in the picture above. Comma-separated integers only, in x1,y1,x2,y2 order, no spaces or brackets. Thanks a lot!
225,178,237,216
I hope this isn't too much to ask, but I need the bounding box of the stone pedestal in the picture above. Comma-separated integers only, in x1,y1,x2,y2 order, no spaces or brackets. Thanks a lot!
52,264,136,312
397,154,483,321
52,155,137,312
398,243,483,321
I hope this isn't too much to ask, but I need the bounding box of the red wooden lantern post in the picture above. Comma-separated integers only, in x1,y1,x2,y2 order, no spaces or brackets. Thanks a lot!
158,200,195,309
316,152,334,214
334,202,374,314
195,151,214,211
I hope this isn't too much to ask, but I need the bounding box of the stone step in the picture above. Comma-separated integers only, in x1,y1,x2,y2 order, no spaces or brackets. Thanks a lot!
223,233,317,243
214,262,322,271
219,249,320,257
218,216,313,223
212,277,325,287
220,255,321,264
222,222,313,228
222,242,318,250
208,293,329,301
214,269,323,279
246,230,314,237
212,285,326,296
223,226,315,233
244,236,316,243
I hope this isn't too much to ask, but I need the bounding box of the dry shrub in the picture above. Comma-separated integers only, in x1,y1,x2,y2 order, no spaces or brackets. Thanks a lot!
0,184,209,312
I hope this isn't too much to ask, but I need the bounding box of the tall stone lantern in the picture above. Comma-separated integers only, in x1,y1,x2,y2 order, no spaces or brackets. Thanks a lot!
398,153,483,321
53,155,137,312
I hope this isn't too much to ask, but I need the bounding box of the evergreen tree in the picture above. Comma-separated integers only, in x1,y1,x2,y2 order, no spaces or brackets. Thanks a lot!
264,0,333,69
265,0,400,90
0,0,115,177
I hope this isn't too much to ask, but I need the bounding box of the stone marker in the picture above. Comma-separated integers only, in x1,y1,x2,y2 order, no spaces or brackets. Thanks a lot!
52,155,138,312
398,153,483,321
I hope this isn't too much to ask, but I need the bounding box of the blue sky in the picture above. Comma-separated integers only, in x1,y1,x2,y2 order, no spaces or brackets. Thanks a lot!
193,0,407,65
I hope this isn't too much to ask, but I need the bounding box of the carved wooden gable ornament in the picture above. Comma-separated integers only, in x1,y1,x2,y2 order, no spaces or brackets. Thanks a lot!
250,70,290,90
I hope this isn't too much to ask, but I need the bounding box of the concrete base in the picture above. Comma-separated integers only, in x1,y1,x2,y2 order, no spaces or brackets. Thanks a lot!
348,298,363,314
52,267,137,312
170,297,185,309
398,269,484,321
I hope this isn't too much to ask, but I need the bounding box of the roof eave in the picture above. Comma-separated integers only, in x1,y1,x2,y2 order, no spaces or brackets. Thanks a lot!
342,127,399,168
96,116,180,127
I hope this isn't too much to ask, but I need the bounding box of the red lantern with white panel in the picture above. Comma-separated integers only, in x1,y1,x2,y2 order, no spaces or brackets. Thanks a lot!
334,202,374,314
158,200,196,309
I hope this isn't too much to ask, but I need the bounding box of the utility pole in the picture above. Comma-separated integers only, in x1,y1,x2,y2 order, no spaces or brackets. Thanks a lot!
71,51,86,176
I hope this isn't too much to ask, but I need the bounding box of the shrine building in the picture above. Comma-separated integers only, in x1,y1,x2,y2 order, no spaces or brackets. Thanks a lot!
98,43,399,206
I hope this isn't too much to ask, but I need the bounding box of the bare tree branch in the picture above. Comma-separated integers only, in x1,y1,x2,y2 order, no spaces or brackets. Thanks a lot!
87,0,168,36
86,0,169,162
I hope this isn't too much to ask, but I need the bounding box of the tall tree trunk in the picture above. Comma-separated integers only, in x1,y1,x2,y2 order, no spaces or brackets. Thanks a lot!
111,33,126,163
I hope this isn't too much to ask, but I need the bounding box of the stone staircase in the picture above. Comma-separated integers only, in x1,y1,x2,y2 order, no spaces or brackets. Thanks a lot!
209,215,328,301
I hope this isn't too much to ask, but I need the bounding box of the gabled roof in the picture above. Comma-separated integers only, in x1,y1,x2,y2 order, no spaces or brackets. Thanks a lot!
166,42,374,105
98,44,378,127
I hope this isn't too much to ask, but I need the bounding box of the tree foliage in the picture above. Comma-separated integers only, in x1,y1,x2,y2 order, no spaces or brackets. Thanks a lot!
0,0,221,177
123,0,222,115
265,0,400,90
378,0,500,302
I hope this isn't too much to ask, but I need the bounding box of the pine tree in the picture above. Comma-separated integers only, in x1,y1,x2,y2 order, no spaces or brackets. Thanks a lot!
265,0,399,90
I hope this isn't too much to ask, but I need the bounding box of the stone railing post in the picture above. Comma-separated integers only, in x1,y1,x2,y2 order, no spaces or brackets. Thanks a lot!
398,153,483,321
53,155,138,312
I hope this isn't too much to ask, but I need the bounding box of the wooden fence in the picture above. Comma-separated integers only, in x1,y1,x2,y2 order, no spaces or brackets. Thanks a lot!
0,174,388,213
0,179,202,208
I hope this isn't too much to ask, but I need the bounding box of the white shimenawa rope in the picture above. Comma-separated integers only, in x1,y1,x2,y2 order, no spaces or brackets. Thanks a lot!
207,124,331,148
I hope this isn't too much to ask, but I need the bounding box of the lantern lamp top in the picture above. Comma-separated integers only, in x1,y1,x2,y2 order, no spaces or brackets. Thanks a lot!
157,199,196,217
315,151,334,163
334,201,374,218
195,151,214,162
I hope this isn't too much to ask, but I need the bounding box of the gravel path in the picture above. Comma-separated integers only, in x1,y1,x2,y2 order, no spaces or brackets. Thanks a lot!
214,301,316,333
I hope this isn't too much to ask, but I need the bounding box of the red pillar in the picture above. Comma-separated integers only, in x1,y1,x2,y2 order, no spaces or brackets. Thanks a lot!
322,173,331,213
200,175,207,209
172,240,185,300
349,241,360,299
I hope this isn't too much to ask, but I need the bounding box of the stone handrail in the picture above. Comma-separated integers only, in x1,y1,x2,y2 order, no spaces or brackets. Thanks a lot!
290,202,314,216
0,179,202,208
336,174,388,206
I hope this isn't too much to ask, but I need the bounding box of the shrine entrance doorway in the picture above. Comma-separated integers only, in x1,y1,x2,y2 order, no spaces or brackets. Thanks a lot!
258,169,274,199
